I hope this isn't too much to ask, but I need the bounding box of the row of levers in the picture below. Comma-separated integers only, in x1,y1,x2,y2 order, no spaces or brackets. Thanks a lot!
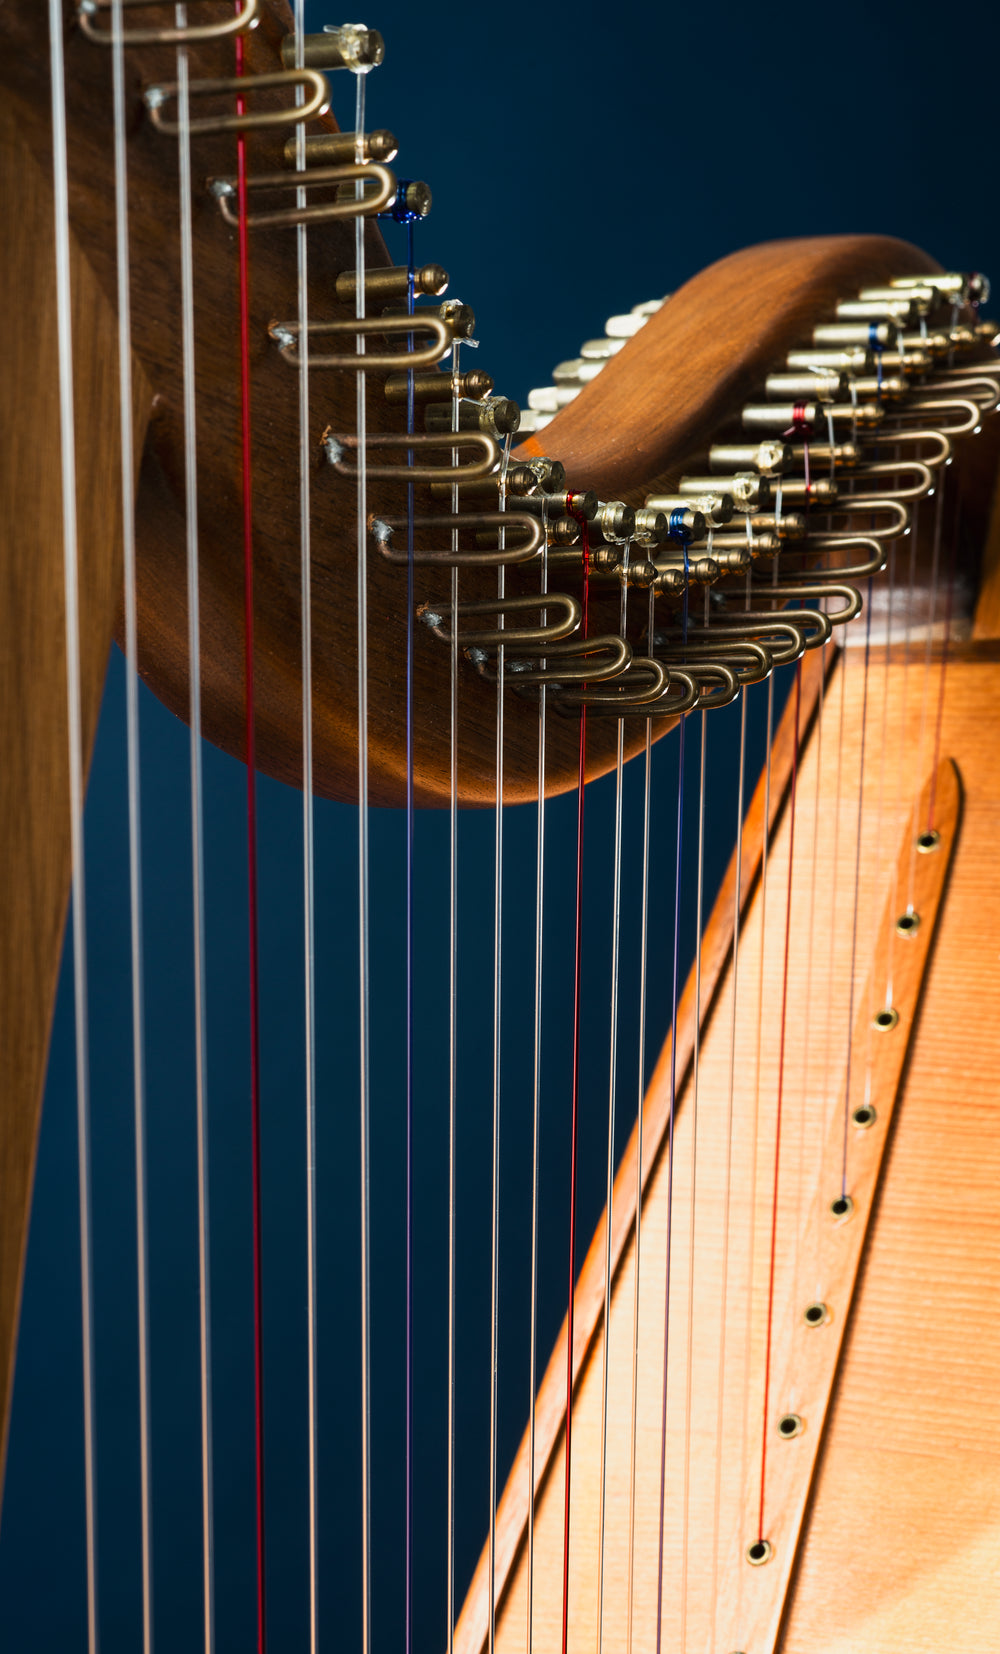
408,266,996,712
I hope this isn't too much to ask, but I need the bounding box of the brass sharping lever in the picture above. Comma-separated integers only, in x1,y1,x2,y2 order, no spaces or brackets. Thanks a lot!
144,69,329,137
323,429,498,485
371,513,544,567
211,163,396,230
803,497,910,540
846,458,934,501
418,593,582,650
272,313,450,373
495,636,633,689
551,655,670,709
745,581,862,628
780,535,887,580
79,0,259,46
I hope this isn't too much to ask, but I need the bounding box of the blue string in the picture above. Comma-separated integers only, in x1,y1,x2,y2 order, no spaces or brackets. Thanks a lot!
378,179,424,225
868,322,883,402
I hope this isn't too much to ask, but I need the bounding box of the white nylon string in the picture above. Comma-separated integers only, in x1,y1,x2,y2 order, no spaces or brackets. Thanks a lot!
709,686,748,1650
625,590,655,1654
110,6,152,1649
738,666,775,1604
526,517,548,1654
596,558,630,1654
488,433,513,1654
679,709,708,1650
174,13,215,1650
906,480,947,909
293,8,319,1650
353,66,373,1654
792,643,826,1321
48,3,98,1647
446,337,462,1654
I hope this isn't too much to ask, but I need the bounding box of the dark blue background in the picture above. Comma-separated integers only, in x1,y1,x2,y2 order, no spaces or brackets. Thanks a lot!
1,3,996,1650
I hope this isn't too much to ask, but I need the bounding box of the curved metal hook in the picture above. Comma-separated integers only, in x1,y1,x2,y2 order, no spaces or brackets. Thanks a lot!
325,429,498,484
373,512,543,566
420,591,581,649
848,458,934,502
275,311,448,372
80,0,259,45
216,162,396,231
145,68,328,137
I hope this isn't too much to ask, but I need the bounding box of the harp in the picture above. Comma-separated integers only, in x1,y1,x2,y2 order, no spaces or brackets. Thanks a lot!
2,5,1000,1651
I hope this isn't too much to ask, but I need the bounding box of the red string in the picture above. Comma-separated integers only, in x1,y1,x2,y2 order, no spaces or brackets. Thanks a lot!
783,401,811,504
562,504,590,1654
234,25,266,1653
758,660,801,1542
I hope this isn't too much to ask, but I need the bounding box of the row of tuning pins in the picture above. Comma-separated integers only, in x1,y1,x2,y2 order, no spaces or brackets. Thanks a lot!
643,271,999,574
517,297,671,434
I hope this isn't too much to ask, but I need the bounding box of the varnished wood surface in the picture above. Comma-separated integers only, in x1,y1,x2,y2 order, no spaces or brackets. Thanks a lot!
457,646,1000,1654
0,100,152,1485
717,759,958,1654
517,235,939,500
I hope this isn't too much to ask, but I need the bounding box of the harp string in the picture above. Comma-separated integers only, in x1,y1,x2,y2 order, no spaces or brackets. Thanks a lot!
231,29,267,1650
927,479,958,829
174,8,216,1647
679,695,709,1651
791,634,826,1328
838,583,874,1196
857,541,897,1123
654,554,690,1654
596,548,631,1654
446,335,463,1654
736,649,774,1628
560,520,590,1654
404,211,416,1654
526,513,549,1654
289,6,318,1649
905,481,946,907
709,681,748,1653
48,2,98,1646
351,63,374,1654
625,588,656,1654
757,659,802,1542
487,431,513,1654
110,4,153,1648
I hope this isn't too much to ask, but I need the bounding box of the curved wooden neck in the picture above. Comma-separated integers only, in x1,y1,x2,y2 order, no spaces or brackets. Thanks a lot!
518,234,940,496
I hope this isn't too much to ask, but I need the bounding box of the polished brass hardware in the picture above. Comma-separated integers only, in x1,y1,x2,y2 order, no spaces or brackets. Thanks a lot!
280,25,384,69
387,371,493,407
336,264,449,303
283,129,398,168
146,68,329,137
272,312,451,372
209,162,394,229
80,0,259,45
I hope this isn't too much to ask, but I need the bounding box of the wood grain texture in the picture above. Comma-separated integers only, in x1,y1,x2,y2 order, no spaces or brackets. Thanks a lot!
517,235,939,499
716,758,958,1654
0,100,153,1485
457,646,1000,1654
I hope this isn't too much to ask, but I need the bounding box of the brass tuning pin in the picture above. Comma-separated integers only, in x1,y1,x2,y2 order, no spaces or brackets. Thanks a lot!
424,397,521,439
388,370,494,407
283,130,399,167
335,264,449,303
280,25,385,69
